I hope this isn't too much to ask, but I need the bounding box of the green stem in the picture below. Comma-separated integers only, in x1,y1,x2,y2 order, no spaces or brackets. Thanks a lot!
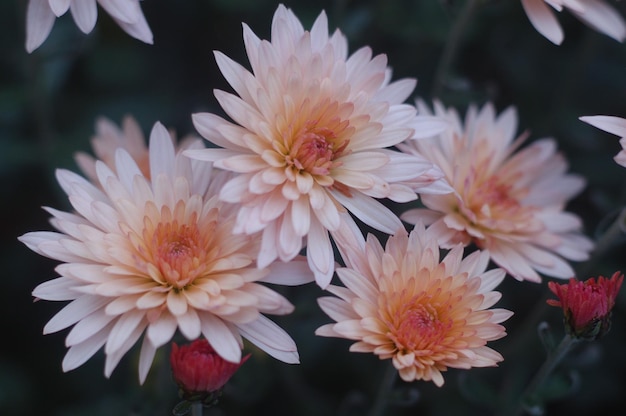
191,401,203,416
368,362,398,416
431,0,480,98
513,334,578,416
578,207,626,277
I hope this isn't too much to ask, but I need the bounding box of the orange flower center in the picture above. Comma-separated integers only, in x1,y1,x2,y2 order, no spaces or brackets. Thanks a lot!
285,122,349,176
386,293,453,352
147,216,209,288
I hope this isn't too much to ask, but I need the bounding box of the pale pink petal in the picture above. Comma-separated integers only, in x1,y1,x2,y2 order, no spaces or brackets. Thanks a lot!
70,0,97,33
26,0,56,53
521,0,564,44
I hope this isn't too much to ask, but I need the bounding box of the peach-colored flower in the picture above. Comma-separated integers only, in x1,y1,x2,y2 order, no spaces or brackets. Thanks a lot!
547,272,623,340
19,120,312,384
316,223,512,387
186,4,449,288
75,116,152,181
399,101,593,282
580,115,626,167
25,0,153,53
521,0,626,45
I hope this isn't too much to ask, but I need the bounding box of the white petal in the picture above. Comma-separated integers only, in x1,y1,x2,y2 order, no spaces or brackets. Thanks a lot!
26,0,57,53
70,0,97,33
199,312,242,363
580,115,626,137
138,336,157,384
260,257,315,286
236,315,299,364
331,190,402,234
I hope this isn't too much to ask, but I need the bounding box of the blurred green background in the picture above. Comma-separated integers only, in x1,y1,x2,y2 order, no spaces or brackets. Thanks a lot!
2,0,626,415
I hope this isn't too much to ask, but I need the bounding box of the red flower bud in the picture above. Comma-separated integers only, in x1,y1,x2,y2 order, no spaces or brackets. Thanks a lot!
170,338,250,401
547,272,623,340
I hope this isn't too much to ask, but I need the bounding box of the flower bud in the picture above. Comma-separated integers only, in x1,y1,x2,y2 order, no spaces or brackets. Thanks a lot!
547,272,623,341
170,338,249,402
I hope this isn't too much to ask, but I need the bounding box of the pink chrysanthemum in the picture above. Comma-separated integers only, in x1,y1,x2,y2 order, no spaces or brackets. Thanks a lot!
186,4,449,288
20,120,312,384
25,0,153,53
547,272,623,340
521,0,626,45
580,115,626,167
399,101,593,282
316,223,512,387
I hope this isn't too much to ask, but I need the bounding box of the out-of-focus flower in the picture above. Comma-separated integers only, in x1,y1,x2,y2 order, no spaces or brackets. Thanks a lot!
316,223,512,387
399,101,593,282
521,0,626,45
170,338,250,400
75,116,152,181
547,272,624,340
25,0,153,53
19,120,312,384
186,4,449,288
580,115,626,167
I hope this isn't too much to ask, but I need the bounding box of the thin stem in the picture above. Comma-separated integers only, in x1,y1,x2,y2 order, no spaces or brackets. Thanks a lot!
191,401,203,416
513,334,578,416
368,362,398,416
431,0,480,98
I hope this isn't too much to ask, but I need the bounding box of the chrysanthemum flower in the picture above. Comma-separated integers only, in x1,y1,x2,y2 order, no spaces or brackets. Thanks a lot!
399,101,593,282
186,4,449,288
547,272,623,340
521,0,626,45
25,0,153,53
316,223,512,387
580,115,626,167
74,115,152,181
19,120,312,383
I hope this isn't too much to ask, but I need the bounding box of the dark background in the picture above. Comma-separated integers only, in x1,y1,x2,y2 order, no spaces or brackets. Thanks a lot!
2,0,626,415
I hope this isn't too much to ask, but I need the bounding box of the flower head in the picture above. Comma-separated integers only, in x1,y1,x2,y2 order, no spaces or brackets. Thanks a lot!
547,272,623,340
186,4,448,288
170,338,250,400
19,119,312,383
521,0,626,45
316,223,512,387
399,101,593,282
25,0,153,53
580,115,626,167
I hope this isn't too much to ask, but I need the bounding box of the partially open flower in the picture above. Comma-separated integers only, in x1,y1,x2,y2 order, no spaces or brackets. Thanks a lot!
171,338,250,402
547,272,624,340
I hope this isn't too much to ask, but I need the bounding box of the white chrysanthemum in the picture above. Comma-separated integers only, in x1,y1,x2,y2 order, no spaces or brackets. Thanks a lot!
399,101,594,282
316,223,512,387
25,0,153,53
20,121,313,384
186,4,449,288
521,0,626,45
580,115,626,167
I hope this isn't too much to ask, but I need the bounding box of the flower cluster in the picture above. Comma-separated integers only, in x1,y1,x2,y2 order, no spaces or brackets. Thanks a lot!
21,3,624,399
